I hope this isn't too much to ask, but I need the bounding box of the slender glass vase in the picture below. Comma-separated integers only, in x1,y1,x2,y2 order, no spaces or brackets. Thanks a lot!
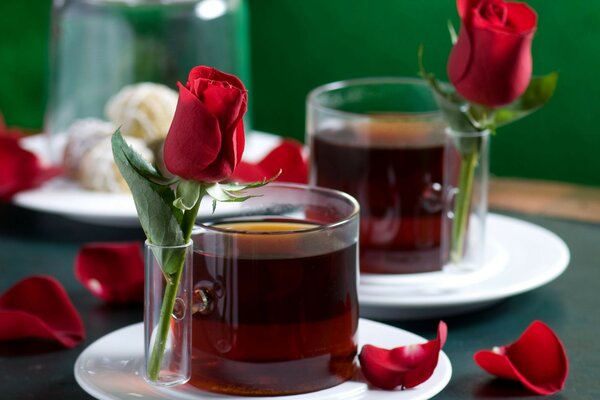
443,128,490,269
144,240,193,386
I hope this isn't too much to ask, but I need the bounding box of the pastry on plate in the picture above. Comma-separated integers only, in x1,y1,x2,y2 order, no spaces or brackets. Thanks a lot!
105,82,177,143
62,118,154,193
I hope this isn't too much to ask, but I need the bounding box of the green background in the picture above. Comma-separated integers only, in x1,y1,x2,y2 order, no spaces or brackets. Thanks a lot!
1,0,599,186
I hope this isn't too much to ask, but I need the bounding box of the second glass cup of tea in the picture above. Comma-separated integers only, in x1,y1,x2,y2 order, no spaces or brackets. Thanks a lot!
307,78,447,274
189,184,359,395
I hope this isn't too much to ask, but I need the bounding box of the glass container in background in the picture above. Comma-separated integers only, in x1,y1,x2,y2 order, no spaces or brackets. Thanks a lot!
47,0,250,142
307,78,448,274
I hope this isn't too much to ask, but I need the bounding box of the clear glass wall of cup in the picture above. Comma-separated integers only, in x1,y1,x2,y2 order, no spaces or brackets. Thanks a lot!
189,184,360,395
47,0,250,142
307,78,448,274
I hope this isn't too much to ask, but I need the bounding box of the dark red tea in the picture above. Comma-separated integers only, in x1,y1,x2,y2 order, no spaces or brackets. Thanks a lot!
312,126,446,274
190,219,358,395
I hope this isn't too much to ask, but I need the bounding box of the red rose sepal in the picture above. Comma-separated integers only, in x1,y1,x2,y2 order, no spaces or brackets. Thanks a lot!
231,139,308,184
359,321,447,390
474,320,568,395
75,242,144,304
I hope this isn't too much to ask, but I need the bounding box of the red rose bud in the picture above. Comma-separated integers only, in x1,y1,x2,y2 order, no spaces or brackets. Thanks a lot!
231,139,308,184
164,66,248,183
447,0,537,107
75,242,144,304
359,321,447,390
474,320,568,395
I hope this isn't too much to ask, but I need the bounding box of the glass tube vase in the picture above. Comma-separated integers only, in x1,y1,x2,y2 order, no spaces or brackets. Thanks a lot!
443,128,490,269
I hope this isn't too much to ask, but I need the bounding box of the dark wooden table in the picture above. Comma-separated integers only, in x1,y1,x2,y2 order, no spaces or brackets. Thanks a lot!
0,203,598,399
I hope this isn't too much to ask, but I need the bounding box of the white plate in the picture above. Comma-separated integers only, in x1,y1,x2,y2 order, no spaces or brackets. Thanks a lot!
360,237,509,291
14,132,283,227
359,214,570,320
74,319,451,400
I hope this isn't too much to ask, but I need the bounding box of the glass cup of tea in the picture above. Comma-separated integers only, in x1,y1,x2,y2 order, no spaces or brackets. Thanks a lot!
187,183,359,395
307,78,447,274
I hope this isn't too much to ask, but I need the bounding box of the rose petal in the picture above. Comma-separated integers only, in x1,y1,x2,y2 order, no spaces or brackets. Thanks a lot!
188,66,246,93
197,117,246,183
74,242,144,304
188,66,248,170
504,2,537,31
457,0,481,20
474,320,568,395
164,83,222,179
232,139,308,184
0,133,62,201
0,276,85,348
359,321,447,390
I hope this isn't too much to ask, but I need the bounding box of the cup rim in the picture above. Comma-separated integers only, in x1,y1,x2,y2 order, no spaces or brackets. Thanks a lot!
195,183,360,235
144,239,193,249
307,76,441,119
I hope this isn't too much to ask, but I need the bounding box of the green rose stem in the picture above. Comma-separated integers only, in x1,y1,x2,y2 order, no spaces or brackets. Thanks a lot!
147,194,202,381
450,137,481,263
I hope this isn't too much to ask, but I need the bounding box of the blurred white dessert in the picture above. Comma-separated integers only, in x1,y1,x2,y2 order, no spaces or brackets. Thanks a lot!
105,82,177,142
62,118,154,192
62,118,117,179
79,135,153,193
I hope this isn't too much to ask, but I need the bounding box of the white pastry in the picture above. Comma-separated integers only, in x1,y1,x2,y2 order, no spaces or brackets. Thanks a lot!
78,135,154,193
62,118,117,179
105,82,178,142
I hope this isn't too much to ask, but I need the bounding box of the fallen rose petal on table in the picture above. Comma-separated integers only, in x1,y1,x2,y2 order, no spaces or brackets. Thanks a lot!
359,321,447,390
75,242,144,304
231,139,308,184
0,118,62,201
474,320,568,395
0,276,85,348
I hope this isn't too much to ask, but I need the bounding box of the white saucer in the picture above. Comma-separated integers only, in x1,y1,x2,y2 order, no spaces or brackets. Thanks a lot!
74,319,451,400
360,236,509,290
359,214,570,320
14,132,282,227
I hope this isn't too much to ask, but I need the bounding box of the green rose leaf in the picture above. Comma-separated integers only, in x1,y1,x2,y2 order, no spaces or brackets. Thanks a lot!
112,130,185,248
494,72,559,127
115,134,179,187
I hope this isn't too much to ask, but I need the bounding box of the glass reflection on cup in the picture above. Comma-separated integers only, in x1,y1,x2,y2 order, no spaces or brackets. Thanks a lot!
307,78,447,274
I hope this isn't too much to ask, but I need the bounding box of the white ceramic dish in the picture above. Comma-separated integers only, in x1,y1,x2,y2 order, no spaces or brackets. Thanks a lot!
359,214,570,320
74,319,451,400
14,132,282,227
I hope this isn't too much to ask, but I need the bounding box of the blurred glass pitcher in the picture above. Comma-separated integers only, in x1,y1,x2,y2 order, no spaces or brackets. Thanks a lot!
46,0,250,141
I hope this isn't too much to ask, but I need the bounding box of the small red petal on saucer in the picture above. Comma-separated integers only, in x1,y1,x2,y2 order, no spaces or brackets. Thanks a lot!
232,139,308,184
0,275,85,348
474,320,568,395
0,118,62,201
75,242,144,304
359,321,447,390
